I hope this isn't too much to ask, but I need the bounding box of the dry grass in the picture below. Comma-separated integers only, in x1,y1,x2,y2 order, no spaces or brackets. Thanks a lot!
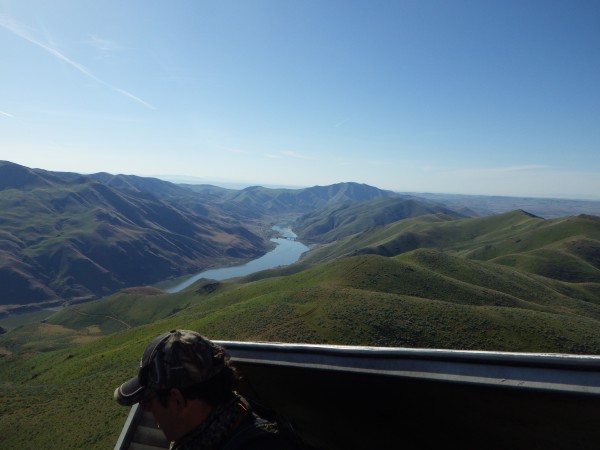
36,323,73,336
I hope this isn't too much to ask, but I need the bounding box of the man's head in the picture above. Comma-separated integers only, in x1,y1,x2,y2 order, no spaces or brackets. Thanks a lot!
114,329,234,406
114,330,239,440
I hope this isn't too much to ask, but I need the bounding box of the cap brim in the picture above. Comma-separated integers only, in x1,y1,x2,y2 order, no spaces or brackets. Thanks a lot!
114,376,146,406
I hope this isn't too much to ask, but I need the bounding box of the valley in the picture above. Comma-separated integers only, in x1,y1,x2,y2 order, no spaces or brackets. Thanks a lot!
1,162,600,449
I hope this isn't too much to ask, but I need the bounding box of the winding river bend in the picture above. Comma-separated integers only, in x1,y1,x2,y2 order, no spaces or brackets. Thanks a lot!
163,226,309,293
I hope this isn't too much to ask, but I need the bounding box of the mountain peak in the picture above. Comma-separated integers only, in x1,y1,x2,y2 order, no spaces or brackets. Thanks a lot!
0,161,57,191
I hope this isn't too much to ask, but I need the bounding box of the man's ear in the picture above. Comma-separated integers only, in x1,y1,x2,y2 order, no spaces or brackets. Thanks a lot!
169,388,187,411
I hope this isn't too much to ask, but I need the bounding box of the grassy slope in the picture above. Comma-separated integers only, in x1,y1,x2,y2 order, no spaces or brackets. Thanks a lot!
22,249,600,352
294,197,461,244
301,213,457,263
2,210,600,448
31,211,600,349
3,248,600,448
303,211,600,283
0,324,159,449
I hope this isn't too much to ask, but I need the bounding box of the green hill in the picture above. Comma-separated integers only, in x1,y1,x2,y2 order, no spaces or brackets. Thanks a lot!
295,197,464,244
3,248,600,448
26,209,600,349
2,164,600,449
303,210,600,284
27,248,600,353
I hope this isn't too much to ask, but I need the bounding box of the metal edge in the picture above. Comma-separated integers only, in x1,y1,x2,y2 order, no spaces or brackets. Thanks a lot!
114,403,143,450
216,341,600,396
215,340,600,369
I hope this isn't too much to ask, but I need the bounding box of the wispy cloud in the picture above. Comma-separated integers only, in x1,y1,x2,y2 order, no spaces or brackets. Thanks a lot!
113,88,156,110
84,35,132,53
0,14,98,79
0,111,13,118
0,14,156,110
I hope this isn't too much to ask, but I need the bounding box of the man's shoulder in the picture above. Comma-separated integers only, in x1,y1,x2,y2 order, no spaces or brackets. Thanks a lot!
222,416,296,450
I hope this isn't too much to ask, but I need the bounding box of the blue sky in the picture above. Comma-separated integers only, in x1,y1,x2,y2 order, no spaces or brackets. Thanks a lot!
1,1,599,198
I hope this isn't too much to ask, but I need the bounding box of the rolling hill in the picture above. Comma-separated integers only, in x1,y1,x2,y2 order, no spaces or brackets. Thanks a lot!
302,210,600,284
2,240,600,448
35,224,600,353
0,162,416,312
7,209,595,356
295,197,464,244
0,161,270,309
1,181,600,448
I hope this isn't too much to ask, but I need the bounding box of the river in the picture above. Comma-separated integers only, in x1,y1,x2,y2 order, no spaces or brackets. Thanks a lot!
163,226,309,293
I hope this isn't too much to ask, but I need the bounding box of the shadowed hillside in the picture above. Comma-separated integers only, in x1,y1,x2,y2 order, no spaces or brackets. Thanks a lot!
0,161,269,308
295,197,464,244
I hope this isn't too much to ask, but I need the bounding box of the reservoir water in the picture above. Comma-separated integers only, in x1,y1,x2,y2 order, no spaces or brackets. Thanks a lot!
164,226,308,293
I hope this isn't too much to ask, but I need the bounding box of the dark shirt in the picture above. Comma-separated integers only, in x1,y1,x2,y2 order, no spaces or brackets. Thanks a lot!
171,413,295,450
222,415,294,450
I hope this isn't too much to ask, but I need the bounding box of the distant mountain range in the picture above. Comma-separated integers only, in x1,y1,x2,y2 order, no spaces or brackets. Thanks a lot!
0,161,412,310
182,181,401,220
409,192,600,218
2,160,600,315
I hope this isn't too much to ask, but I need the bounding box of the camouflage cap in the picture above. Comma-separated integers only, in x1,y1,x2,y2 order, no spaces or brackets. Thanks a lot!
114,330,228,406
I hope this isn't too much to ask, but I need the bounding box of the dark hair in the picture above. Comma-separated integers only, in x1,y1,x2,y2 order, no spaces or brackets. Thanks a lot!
156,361,240,407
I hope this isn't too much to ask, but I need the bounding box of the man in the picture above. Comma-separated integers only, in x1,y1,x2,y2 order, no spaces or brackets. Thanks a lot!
114,329,294,450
